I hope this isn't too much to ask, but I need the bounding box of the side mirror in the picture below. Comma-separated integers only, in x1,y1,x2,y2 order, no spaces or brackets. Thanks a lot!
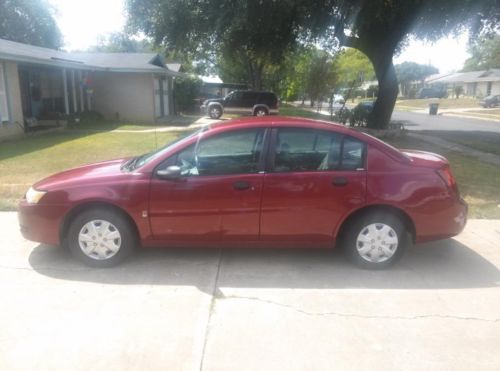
156,165,182,179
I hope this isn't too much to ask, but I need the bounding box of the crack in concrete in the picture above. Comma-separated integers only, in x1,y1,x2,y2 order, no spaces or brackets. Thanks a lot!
198,248,223,371
220,294,500,323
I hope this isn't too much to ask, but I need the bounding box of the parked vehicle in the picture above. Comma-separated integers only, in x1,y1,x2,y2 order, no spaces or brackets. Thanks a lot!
19,116,467,269
332,94,345,104
479,95,500,108
416,87,447,99
201,90,279,119
354,100,375,113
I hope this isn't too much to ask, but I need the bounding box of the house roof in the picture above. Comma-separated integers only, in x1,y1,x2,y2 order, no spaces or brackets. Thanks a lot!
428,69,500,84
0,38,183,76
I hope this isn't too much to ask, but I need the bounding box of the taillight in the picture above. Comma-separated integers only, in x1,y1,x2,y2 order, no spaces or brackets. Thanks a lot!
437,166,458,194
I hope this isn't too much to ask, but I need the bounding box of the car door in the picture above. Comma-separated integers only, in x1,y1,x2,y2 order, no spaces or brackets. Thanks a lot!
149,128,267,244
260,127,367,245
223,91,243,114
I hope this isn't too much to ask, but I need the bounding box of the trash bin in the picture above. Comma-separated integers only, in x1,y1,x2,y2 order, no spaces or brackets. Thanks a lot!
429,103,439,115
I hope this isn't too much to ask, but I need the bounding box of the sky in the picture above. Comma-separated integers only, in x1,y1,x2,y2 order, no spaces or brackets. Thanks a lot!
48,0,470,73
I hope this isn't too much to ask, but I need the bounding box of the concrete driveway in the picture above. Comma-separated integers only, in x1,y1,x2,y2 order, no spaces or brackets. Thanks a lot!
1,211,499,370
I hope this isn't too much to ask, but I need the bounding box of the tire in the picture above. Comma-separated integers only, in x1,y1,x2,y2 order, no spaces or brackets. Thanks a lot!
342,212,410,269
254,107,268,116
67,208,137,267
208,105,222,119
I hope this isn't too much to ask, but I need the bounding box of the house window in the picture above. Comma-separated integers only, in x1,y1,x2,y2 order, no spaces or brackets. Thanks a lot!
0,63,10,123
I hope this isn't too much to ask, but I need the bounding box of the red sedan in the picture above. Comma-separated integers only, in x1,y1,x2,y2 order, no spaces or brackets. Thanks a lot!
18,117,467,269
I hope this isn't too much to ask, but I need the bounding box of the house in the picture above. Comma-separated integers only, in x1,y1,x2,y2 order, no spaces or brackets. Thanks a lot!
426,69,500,97
0,38,184,140
199,75,247,99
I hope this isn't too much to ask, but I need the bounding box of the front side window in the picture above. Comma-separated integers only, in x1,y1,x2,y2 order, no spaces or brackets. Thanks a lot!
272,128,364,172
171,128,265,176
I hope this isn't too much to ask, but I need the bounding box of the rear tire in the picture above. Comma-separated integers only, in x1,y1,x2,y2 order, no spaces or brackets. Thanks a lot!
67,208,136,267
342,212,409,269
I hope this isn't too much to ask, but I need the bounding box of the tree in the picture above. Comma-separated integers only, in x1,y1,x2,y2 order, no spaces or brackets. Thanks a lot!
126,0,304,90
301,0,499,128
335,48,375,96
88,32,154,53
0,0,62,49
462,34,500,71
395,62,438,97
127,0,499,128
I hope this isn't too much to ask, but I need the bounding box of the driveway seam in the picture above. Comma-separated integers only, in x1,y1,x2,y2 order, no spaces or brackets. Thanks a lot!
198,248,223,371
220,295,500,323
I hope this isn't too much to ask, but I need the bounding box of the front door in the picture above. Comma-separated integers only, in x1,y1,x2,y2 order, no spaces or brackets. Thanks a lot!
149,128,267,244
260,127,367,245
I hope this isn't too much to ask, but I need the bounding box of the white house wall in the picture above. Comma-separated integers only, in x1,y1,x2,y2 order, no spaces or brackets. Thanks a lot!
91,72,155,122
0,61,24,140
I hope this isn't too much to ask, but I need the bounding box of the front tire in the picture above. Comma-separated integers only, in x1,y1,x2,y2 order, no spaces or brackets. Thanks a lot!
67,208,136,267
343,212,409,269
208,105,223,119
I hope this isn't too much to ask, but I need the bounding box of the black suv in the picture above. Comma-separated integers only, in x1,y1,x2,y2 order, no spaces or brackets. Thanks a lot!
201,90,279,119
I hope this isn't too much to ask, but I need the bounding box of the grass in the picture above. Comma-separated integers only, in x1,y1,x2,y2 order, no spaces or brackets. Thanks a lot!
279,104,338,121
0,129,181,210
395,97,480,110
385,136,500,219
421,131,500,156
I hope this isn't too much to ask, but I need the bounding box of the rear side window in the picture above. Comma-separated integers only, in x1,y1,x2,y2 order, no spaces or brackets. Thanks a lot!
340,136,365,170
271,128,365,172
273,128,342,172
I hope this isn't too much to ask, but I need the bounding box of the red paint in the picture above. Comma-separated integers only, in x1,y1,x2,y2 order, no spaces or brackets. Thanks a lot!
18,116,467,248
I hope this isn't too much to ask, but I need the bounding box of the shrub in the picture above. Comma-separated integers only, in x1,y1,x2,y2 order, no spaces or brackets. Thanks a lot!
174,77,202,113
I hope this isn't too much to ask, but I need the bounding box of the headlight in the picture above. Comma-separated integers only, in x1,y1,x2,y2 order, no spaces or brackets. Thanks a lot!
26,187,47,204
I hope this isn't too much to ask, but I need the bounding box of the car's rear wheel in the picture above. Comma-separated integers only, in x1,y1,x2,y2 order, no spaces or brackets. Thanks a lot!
254,107,268,116
67,208,136,267
208,105,222,119
343,212,409,269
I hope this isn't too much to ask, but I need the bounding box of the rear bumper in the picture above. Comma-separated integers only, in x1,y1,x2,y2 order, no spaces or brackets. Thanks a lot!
414,197,468,243
18,201,68,246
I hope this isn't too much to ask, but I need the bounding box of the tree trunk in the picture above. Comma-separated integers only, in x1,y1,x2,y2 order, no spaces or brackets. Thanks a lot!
364,50,399,129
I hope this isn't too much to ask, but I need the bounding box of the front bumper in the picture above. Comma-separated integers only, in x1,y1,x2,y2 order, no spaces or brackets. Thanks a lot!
18,201,69,246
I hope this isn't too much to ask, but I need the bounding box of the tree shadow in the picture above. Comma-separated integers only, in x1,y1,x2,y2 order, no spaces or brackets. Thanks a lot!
29,238,500,294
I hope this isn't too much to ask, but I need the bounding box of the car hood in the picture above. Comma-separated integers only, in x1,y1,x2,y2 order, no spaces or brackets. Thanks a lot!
203,98,224,105
33,158,130,191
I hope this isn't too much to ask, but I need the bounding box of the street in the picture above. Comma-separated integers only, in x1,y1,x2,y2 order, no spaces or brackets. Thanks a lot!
391,111,500,132
1,212,499,370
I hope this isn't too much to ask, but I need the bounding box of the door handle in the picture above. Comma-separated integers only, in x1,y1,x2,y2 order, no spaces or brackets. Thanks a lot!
332,177,348,186
233,181,251,190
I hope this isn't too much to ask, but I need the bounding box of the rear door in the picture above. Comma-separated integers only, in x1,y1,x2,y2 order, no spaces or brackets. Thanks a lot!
260,127,367,245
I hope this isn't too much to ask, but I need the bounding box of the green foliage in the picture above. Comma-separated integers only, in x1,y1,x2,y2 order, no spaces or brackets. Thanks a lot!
462,35,500,71
336,48,375,89
174,77,202,113
395,62,439,97
88,32,154,53
0,0,62,48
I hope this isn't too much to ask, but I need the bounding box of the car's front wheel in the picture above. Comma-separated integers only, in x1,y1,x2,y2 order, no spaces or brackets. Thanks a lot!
67,208,136,267
208,105,223,119
343,212,409,269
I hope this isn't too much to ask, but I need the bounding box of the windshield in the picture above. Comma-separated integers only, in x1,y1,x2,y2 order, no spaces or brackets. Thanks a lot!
122,127,207,171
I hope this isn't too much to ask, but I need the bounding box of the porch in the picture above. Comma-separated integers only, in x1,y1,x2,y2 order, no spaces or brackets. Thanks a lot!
18,64,93,130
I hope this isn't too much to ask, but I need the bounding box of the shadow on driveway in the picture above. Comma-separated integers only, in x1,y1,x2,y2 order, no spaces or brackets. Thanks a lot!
28,238,500,293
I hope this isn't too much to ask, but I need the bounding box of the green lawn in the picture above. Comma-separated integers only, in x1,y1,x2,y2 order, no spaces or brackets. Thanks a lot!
420,130,500,156
395,97,480,110
0,129,181,210
385,136,500,219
